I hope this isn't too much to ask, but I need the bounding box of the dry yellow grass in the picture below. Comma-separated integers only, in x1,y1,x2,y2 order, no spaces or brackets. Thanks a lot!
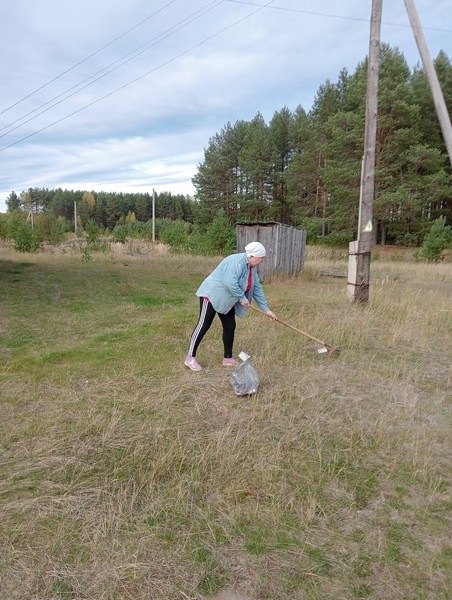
0,242,451,599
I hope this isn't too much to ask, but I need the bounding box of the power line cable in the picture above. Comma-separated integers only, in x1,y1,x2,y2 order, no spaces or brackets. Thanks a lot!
6,0,447,152
224,0,452,33
5,0,446,139
0,0,224,138
0,0,177,116
0,0,276,152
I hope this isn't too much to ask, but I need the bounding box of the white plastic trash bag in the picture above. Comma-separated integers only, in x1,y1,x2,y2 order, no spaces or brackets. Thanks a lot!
230,353,261,396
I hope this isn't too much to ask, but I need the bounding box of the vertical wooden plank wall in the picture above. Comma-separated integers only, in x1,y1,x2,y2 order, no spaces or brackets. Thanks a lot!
236,223,306,281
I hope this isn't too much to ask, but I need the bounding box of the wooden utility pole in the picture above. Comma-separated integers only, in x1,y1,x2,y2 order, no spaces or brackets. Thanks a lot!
403,0,452,165
348,0,382,303
152,188,156,242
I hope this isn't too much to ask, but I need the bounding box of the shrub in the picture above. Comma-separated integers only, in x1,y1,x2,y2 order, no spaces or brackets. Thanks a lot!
13,220,42,252
112,224,128,243
184,224,211,255
157,219,190,251
4,210,42,252
395,232,419,247
0,213,9,239
205,209,236,255
49,219,67,245
321,231,354,247
128,220,154,240
419,216,452,262
296,217,324,243
85,218,102,244
34,211,66,244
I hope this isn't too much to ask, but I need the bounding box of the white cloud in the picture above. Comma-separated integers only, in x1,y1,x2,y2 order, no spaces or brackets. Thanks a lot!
0,0,450,211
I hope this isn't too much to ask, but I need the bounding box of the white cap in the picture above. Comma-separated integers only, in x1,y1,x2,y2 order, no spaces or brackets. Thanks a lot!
245,241,266,258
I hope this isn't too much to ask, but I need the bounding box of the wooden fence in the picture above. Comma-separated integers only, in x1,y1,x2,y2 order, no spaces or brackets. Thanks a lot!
236,222,306,281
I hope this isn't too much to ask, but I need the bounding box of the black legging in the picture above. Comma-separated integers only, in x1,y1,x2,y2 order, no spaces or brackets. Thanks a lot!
188,297,236,358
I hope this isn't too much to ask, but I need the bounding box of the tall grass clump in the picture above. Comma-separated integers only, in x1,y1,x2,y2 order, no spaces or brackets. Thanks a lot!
0,243,450,600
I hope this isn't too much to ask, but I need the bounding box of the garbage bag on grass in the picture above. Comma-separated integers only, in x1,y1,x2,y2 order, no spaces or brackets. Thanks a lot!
230,357,261,396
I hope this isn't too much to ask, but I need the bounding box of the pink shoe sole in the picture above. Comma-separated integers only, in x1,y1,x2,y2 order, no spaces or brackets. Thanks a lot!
184,356,203,371
222,358,238,367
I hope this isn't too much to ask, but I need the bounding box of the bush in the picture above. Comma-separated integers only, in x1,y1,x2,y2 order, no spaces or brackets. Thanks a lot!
205,209,236,255
49,219,67,245
85,219,103,245
128,220,154,240
395,232,419,247
157,219,190,251
296,217,324,243
3,210,42,252
184,225,212,255
0,213,9,239
320,231,354,247
13,220,42,252
419,216,452,262
34,211,66,244
112,224,128,243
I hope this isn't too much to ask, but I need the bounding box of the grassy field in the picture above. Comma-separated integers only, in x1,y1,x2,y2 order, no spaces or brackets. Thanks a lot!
0,241,451,600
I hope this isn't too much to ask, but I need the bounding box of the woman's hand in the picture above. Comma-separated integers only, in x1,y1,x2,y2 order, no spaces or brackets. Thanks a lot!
240,298,250,307
266,309,277,320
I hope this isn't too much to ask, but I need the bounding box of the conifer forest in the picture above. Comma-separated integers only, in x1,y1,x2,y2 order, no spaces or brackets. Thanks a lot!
4,45,452,247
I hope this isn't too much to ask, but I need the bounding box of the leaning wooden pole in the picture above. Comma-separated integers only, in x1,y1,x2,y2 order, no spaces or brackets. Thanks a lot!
353,0,382,304
403,0,452,165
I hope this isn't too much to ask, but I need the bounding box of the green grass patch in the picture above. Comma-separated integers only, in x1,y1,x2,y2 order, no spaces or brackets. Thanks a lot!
0,246,451,599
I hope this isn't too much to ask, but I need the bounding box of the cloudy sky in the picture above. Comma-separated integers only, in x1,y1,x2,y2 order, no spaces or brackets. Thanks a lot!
0,0,450,211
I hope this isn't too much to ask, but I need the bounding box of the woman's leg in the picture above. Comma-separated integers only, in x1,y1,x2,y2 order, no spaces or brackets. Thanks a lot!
218,306,236,358
187,298,216,357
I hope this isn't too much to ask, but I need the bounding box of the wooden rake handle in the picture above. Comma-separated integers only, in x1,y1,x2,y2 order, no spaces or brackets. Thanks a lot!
248,304,340,354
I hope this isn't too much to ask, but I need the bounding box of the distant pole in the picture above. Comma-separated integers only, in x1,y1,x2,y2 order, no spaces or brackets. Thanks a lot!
74,201,77,233
27,207,34,229
152,188,156,242
352,0,382,303
403,0,452,164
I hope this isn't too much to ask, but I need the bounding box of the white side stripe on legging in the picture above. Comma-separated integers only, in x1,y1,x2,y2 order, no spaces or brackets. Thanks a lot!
188,298,209,356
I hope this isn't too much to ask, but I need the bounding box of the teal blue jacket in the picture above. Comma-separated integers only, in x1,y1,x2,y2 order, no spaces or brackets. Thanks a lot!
196,253,269,317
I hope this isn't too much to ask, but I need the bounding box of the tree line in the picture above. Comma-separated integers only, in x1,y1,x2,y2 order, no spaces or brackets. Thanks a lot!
5,188,195,228
2,44,452,247
193,45,451,245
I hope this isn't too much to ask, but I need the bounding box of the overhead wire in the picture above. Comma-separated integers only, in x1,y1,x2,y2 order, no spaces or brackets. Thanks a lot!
0,0,276,152
224,0,452,33
2,0,448,153
0,0,225,138
0,0,178,116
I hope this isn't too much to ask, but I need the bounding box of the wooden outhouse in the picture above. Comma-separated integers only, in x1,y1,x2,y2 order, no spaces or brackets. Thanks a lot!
236,222,306,281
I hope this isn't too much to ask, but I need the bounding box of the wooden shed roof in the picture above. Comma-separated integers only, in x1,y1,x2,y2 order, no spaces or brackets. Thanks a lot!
235,221,303,230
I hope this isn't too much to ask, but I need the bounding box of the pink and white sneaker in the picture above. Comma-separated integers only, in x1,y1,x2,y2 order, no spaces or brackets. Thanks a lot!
184,356,203,371
222,358,238,367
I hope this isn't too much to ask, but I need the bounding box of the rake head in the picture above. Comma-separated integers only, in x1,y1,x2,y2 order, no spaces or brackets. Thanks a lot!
318,346,341,356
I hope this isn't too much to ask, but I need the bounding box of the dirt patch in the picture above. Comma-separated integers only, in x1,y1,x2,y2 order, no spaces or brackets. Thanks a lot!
110,240,170,256
40,237,171,257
